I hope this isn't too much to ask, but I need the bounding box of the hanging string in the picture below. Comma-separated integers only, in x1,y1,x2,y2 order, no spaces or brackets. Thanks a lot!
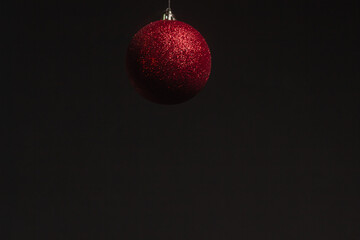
168,0,171,9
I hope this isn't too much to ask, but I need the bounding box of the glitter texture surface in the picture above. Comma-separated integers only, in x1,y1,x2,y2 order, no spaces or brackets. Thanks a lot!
126,20,211,104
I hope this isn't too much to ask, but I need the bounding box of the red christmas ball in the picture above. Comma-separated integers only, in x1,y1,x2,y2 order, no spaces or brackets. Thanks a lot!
126,20,211,104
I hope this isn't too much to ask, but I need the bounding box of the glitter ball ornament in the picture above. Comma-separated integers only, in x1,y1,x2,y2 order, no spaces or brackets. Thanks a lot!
126,8,211,104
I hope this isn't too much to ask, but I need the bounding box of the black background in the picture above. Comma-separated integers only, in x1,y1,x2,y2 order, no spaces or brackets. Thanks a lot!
5,0,360,239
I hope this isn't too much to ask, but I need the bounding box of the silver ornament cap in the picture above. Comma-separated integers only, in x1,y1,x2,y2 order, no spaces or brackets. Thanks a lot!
162,8,176,20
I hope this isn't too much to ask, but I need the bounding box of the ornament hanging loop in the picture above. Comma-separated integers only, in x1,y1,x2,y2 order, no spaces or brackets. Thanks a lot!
162,8,176,20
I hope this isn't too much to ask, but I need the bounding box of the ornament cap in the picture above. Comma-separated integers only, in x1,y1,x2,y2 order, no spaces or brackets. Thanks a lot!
162,8,176,20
